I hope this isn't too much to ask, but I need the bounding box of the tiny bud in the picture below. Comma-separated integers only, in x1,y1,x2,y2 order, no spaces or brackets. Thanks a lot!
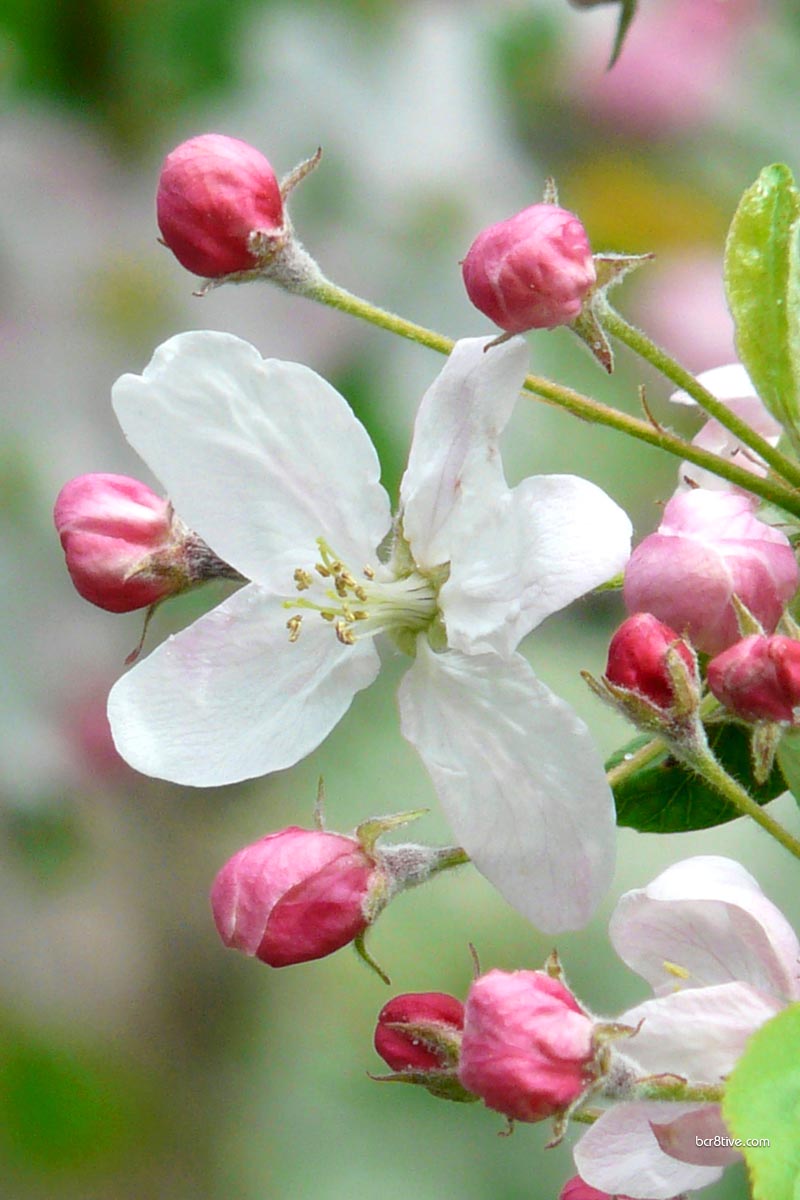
462,204,595,333
211,826,382,967
157,134,284,278
606,614,697,710
458,969,599,1123
374,992,464,1073
708,635,800,724
623,490,799,655
54,473,196,613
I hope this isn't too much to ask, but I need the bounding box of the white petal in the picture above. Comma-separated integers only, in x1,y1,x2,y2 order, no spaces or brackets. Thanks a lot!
399,335,529,568
108,584,380,785
440,473,632,657
397,640,615,932
574,1103,724,1199
610,855,800,1001
621,982,782,1081
112,331,391,583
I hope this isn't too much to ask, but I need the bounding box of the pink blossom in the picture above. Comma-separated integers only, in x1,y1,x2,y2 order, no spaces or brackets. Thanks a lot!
210,826,379,968
54,473,187,613
157,133,284,278
461,204,595,332
708,634,800,724
623,490,798,655
458,969,596,1122
374,992,464,1073
574,856,800,1198
605,614,696,710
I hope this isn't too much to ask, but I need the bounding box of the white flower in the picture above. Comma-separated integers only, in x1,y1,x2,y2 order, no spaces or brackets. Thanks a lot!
108,331,631,931
574,856,800,1198
671,364,781,494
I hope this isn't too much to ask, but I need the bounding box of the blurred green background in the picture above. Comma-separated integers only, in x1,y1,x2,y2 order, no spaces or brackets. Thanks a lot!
2,1,800,1196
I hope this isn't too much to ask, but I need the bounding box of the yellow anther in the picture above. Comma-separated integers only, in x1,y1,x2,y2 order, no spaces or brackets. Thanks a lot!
663,960,690,980
335,620,355,645
286,615,303,643
330,560,343,573
316,563,331,578
334,575,349,597
340,571,357,589
363,565,375,579
293,568,313,591
321,611,335,621
353,611,368,621
354,585,368,602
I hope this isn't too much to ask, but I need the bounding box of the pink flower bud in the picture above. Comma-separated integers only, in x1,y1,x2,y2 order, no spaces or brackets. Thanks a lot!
605,614,697,710
708,635,800,724
623,491,799,656
157,134,284,278
462,204,595,333
210,827,381,967
374,992,464,1073
458,969,596,1123
54,473,188,613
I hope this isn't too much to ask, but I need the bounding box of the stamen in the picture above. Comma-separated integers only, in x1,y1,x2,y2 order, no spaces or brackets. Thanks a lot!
316,563,331,577
294,568,313,591
363,565,375,580
287,614,303,642
335,620,355,645
663,960,690,980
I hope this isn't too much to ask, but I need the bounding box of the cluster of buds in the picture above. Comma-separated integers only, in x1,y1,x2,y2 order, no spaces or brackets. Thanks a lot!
54,473,240,614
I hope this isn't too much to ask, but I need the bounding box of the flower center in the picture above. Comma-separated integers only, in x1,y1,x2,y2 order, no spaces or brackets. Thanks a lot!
284,537,439,649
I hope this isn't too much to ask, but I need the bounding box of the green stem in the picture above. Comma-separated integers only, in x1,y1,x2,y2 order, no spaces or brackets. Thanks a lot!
692,745,800,861
428,846,471,875
601,302,800,491
303,277,800,518
606,694,720,791
634,1077,725,1104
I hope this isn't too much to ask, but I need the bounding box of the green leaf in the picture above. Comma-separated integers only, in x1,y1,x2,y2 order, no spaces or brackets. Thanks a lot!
722,1003,800,1200
609,723,786,833
724,164,800,449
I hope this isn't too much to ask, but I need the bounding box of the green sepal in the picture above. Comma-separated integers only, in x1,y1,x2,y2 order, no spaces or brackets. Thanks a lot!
608,0,638,69
369,1068,478,1104
722,1003,800,1200
609,722,786,833
724,164,800,452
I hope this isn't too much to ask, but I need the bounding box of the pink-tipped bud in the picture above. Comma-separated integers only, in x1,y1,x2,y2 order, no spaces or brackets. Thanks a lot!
211,827,382,968
605,614,697,710
462,204,595,333
54,473,190,613
458,969,597,1123
708,635,800,724
623,490,799,656
559,1177,640,1200
157,134,284,278
374,992,465,1073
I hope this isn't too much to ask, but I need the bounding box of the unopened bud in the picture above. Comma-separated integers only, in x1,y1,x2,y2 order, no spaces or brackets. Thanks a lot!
708,635,800,724
374,992,464,1073
54,473,232,613
462,204,595,333
623,490,799,655
458,969,599,1123
157,134,284,279
560,1178,635,1200
211,826,381,968
606,614,697,710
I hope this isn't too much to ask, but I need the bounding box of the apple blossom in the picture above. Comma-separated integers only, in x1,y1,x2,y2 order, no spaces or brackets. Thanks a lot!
462,204,595,333
574,856,800,1199
707,634,800,725
623,489,799,656
157,134,284,279
670,364,782,494
458,969,599,1123
106,331,631,931
605,614,697,711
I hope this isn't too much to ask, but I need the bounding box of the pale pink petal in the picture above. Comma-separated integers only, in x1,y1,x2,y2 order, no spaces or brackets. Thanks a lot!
108,583,379,785
574,1102,724,1199
112,331,391,584
610,856,800,1001
651,1107,741,1167
670,364,758,408
621,981,782,1080
397,639,615,931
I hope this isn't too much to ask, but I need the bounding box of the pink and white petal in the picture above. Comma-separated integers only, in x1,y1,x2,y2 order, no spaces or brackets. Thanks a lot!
574,1103,724,1199
397,640,615,932
610,856,800,1000
621,982,782,1081
670,364,757,408
112,331,391,584
440,474,632,657
651,1107,741,1167
108,584,380,786
399,335,529,570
